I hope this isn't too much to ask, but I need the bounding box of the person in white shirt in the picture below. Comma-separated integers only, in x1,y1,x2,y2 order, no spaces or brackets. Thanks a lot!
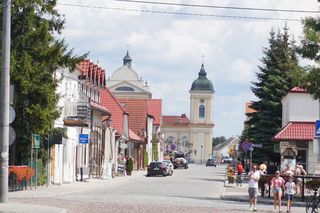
248,165,260,212
285,176,296,213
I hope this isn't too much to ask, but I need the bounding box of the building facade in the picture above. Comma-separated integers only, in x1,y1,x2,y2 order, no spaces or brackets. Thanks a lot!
162,64,214,163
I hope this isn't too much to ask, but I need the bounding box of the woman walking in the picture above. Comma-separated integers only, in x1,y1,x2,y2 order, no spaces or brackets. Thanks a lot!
271,170,285,212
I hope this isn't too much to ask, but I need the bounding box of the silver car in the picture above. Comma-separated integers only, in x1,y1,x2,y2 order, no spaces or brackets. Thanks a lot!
162,160,173,176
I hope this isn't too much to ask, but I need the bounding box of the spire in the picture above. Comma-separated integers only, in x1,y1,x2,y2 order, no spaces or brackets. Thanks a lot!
198,63,207,79
123,50,132,68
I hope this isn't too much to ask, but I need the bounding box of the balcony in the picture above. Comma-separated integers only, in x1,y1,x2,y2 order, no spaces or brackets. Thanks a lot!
63,102,91,127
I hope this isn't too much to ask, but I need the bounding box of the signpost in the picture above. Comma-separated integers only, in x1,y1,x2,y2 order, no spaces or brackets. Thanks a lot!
315,120,320,138
31,134,41,189
241,139,251,172
79,134,89,144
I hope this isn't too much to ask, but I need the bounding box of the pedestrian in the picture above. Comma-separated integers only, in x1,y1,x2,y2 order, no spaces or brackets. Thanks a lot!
285,176,296,213
236,161,244,186
271,170,285,212
294,164,306,196
248,164,260,212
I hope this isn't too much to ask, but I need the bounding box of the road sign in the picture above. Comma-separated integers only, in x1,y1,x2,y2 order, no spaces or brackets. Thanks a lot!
241,140,251,152
316,120,320,137
9,106,15,124
9,127,16,146
252,144,263,148
32,134,41,149
79,134,89,144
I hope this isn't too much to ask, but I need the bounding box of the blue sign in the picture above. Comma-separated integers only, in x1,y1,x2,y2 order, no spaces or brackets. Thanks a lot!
252,144,262,148
79,134,89,144
316,120,320,137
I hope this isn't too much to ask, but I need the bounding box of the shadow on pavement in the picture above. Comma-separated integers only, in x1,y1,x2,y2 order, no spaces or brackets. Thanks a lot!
190,178,225,182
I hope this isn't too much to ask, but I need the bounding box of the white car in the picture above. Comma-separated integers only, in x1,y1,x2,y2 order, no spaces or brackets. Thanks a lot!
162,160,173,175
221,156,232,164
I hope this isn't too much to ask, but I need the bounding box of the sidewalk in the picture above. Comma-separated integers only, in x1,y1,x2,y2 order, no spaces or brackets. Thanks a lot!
2,170,146,212
220,180,306,207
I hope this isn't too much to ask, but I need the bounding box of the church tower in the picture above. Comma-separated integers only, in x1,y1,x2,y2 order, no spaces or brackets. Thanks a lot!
189,63,214,163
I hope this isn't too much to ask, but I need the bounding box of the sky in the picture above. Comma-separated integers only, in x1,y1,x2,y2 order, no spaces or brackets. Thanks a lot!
56,0,319,138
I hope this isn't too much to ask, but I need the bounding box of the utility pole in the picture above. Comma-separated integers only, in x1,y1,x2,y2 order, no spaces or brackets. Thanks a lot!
0,0,11,203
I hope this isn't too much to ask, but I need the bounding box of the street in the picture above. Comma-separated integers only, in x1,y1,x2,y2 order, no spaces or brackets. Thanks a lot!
9,164,306,213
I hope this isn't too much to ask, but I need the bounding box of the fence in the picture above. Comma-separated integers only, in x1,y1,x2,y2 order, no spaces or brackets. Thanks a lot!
259,174,320,201
8,165,34,192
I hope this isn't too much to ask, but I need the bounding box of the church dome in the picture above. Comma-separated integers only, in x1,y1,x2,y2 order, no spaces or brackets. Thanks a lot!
111,51,139,81
190,64,214,91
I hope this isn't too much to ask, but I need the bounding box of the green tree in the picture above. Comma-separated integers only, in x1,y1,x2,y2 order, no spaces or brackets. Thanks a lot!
297,17,320,99
0,0,85,165
212,136,226,147
245,28,301,163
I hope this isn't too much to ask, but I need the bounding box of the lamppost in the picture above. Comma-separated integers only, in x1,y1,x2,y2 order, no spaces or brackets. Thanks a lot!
0,0,11,203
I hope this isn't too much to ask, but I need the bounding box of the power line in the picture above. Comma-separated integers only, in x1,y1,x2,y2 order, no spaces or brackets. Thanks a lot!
57,3,303,22
113,0,320,14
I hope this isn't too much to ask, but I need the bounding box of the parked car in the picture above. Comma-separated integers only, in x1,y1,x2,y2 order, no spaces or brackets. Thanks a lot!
221,156,232,164
162,160,173,175
147,162,169,177
206,158,217,167
173,157,188,169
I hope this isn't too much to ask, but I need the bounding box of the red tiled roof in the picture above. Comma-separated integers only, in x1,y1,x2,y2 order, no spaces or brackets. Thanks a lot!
246,102,256,114
162,114,190,125
273,122,315,141
100,88,127,134
289,87,307,93
90,101,111,115
129,129,142,142
118,99,148,136
147,99,162,125
77,60,106,87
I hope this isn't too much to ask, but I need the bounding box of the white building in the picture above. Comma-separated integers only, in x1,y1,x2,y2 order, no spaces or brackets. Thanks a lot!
52,60,113,184
274,87,320,174
162,64,215,163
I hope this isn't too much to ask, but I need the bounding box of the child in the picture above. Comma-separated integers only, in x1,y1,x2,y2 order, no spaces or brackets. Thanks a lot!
285,176,296,213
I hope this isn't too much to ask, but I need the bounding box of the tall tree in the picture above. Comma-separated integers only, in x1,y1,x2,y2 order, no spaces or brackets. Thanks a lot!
245,28,301,163
0,0,85,164
297,17,320,99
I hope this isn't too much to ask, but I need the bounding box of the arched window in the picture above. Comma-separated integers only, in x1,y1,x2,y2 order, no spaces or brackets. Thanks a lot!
199,105,205,118
115,86,135,91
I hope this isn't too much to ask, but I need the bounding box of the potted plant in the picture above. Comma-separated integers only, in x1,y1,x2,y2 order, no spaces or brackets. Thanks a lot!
227,167,235,184
126,157,133,176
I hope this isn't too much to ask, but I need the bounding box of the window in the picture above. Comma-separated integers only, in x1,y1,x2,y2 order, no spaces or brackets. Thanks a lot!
199,105,205,118
115,86,135,91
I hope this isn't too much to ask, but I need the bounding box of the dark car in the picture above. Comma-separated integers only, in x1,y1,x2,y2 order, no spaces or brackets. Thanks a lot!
173,157,188,169
147,162,169,176
206,158,217,167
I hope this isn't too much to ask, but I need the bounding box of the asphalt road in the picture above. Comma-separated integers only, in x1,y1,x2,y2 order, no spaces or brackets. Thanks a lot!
10,164,307,213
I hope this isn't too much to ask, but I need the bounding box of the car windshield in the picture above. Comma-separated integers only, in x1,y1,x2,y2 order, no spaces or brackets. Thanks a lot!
150,162,162,167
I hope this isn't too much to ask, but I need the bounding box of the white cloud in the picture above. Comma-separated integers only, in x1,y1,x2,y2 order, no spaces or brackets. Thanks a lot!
56,0,315,137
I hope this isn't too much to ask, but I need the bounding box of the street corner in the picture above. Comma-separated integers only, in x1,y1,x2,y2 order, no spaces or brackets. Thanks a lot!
0,203,67,213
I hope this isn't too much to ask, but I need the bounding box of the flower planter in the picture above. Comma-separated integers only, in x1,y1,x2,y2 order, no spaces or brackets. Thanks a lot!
228,176,235,184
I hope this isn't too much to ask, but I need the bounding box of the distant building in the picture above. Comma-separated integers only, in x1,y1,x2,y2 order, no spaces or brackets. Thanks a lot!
107,51,163,169
212,136,240,163
274,87,320,174
162,64,215,163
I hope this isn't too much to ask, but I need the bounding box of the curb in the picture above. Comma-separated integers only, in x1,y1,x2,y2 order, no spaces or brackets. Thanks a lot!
0,203,67,213
221,195,306,207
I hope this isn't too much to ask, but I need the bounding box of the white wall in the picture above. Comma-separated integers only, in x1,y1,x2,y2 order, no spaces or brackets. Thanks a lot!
282,93,319,126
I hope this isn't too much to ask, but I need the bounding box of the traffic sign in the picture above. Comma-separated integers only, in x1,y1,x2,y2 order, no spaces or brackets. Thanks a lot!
9,106,15,124
9,126,16,146
316,120,320,137
32,134,41,149
79,134,89,144
241,140,251,152
252,144,263,148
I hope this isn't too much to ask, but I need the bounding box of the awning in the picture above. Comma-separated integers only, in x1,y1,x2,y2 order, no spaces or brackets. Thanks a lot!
273,122,315,141
90,101,111,116
129,129,142,143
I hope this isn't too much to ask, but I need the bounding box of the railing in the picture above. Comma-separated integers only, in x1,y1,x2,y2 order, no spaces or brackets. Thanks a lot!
8,166,33,192
259,174,320,201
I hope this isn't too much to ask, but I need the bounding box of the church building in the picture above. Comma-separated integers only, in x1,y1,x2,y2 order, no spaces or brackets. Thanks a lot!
162,64,214,163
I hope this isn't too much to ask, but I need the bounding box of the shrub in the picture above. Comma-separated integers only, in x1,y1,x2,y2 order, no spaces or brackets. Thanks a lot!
126,157,133,173
144,150,148,168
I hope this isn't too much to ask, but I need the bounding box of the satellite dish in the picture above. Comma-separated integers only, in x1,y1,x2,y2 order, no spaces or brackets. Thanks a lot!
9,126,16,146
9,106,15,124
